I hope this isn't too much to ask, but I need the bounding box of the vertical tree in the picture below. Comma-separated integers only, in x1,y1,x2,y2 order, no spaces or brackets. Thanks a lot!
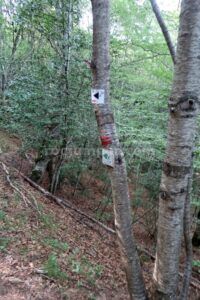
149,1,193,298
0,0,22,104
48,0,73,193
149,0,176,64
90,0,147,299
0,0,4,102
153,1,200,299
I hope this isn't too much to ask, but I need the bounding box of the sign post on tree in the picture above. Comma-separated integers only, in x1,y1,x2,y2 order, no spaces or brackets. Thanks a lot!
90,1,147,299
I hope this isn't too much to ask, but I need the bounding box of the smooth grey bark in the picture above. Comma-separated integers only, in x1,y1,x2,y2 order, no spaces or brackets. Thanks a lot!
91,1,147,299
153,1,200,299
149,2,193,297
179,169,193,300
149,0,176,64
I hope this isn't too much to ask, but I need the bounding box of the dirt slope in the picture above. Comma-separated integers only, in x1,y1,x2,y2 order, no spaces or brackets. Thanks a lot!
0,130,131,299
0,129,199,299
0,170,131,299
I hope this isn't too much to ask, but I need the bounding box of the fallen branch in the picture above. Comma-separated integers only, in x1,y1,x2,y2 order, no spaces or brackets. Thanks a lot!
0,161,40,213
21,173,200,291
21,173,116,235
1,162,28,207
19,182,41,215
3,162,199,292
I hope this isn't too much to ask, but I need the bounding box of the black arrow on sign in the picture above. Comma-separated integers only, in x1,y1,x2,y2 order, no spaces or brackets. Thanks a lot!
94,92,99,99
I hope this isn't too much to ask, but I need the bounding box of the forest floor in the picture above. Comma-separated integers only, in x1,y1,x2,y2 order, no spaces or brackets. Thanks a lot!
0,129,199,300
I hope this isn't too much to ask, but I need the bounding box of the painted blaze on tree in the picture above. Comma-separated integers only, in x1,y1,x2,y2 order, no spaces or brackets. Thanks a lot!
91,0,147,299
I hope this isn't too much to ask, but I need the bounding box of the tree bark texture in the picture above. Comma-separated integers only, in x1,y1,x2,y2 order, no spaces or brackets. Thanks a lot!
91,1,148,299
149,1,193,297
153,1,200,299
179,169,193,300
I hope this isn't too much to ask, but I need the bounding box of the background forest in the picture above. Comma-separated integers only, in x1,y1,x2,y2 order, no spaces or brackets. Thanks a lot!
0,0,180,205
0,0,200,299
1,0,197,219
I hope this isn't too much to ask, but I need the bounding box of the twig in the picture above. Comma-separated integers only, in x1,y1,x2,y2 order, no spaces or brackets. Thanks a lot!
0,162,40,213
19,183,41,215
1,162,28,207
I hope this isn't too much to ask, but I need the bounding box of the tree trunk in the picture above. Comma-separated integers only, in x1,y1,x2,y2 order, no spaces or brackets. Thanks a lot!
179,169,193,300
48,0,73,194
153,1,200,298
91,1,147,299
30,158,50,183
0,2,5,103
31,0,73,193
149,0,176,64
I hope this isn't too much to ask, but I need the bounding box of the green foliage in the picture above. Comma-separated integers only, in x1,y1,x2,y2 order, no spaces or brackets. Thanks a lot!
0,210,6,221
2,194,8,209
95,197,113,222
44,238,69,251
44,254,67,280
0,237,10,252
0,0,185,216
108,0,178,202
192,260,200,273
0,0,96,164
137,163,162,199
192,198,200,207
39,213,55,229
70,254,104,287
13,192,22,205
67,247,104,287
60,160,88,186
15,212,28,227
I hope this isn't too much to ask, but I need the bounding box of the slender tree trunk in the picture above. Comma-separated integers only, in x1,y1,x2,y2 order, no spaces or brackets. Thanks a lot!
0,1,5,103
62,0,72,95
153,1,200,298
149,0,176,64
0,21,21,103
43,0,73,193
91,1,147,299
1,73,6,102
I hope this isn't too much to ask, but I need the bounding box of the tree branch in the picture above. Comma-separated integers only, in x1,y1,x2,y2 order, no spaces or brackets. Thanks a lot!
21,173,116,235
149,0,176,64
